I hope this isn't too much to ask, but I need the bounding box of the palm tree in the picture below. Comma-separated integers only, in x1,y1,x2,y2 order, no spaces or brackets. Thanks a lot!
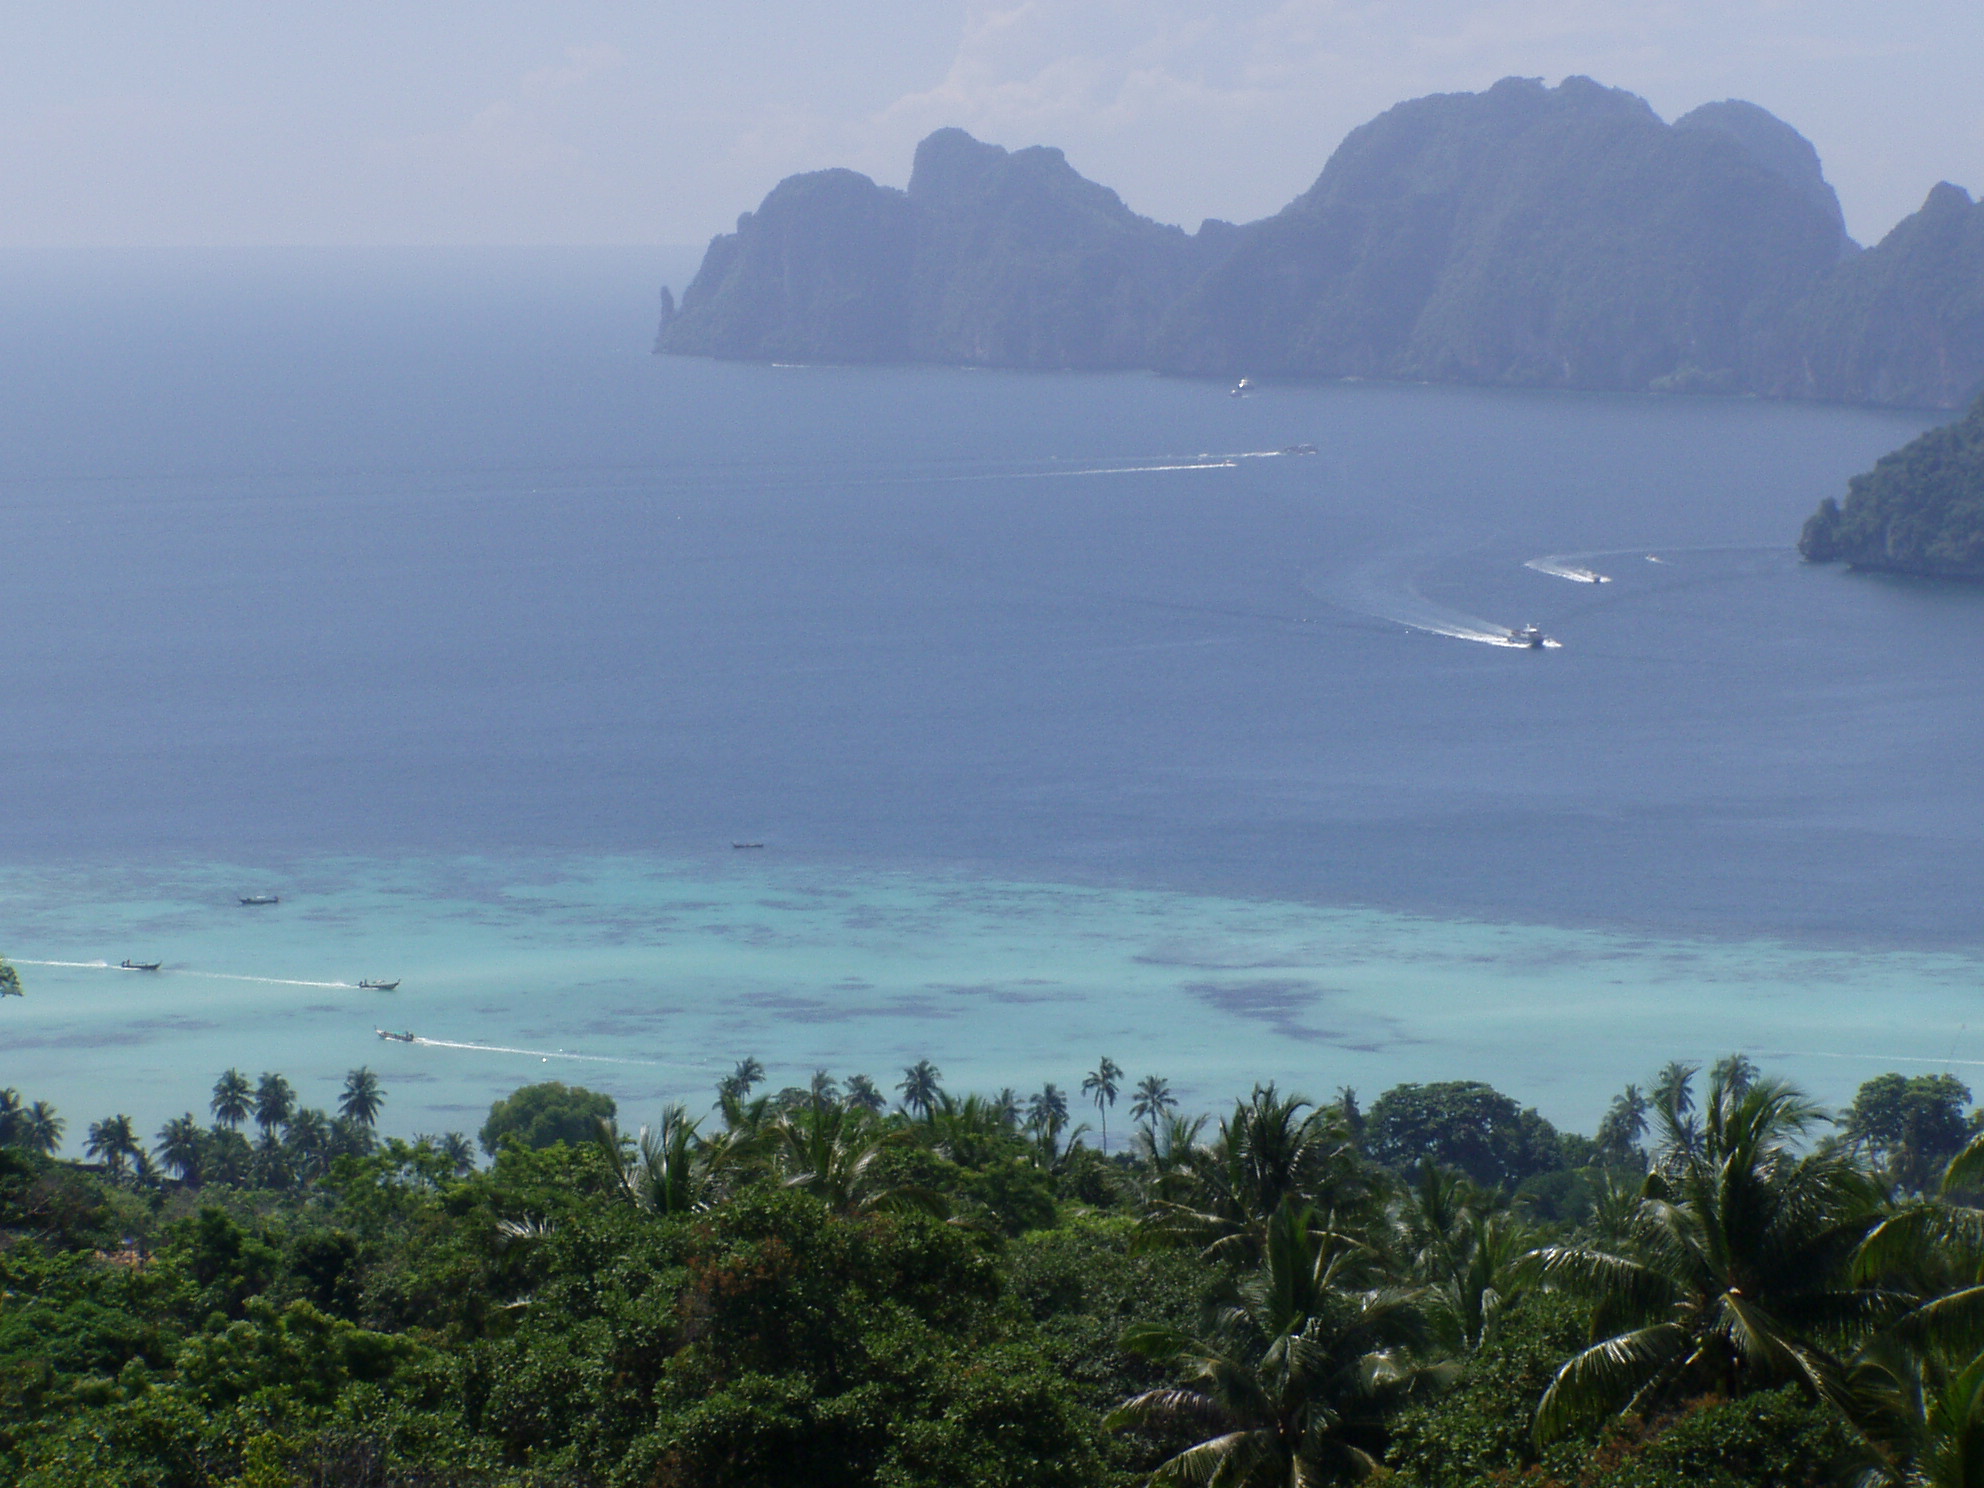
1595,1084,1650,1167
1024,1083,1090,1169
85,1114,141,1178
597,1105,717,1216
1131,1110,1210,1205
253,1072,294,1134
1654,1061,1698,1116
211,1068,252,1129
1109,1198,1449,1485
898,1059,944,1121
205,1126,251,1185
718,1056,765,1103
992,1087,1022,1127
284,1107,333,1182
1525,1070,1884,1439
1393,1162,1534,1353
772,1090,942,1217
844,1074,886,1114
1652,1061,1702,1158
0,1089,21,1147
929,1093,1019,1169
329,1115,376,1161
338,1066,384,1126
155,1113,207,1184
251,1127,293,1189
1141,1084,1383,1265
808,1068,841,1105
21,1101,64,1157
1839,1131,1984,1484
1083,1056,1123,1153
1130,1074,1176,1131
1845,1334,1984,1488
1712,1051,1760,1100
438,1131,476,1176
1026,1082,1071,1155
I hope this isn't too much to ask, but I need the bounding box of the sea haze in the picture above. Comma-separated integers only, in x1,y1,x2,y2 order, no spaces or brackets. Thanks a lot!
0,248,1972,1139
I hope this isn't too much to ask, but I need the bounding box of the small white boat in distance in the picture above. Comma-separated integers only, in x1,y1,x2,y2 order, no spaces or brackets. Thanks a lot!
358,979,400,991
1230,377,1253,397
376,1028,416,1043
239,894,279,906
1510,625,1549,648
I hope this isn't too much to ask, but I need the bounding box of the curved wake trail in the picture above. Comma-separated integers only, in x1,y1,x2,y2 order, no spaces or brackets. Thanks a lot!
1323,557,1561,648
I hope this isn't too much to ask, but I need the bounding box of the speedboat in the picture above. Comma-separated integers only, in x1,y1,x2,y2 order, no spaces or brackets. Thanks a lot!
358,979,401,991
375,1028,417,1043
1510,625,1548,648
732,841,765,849
1229,378,1253,397
1279,443,1319,456
120,959,162,972
239,894,279,906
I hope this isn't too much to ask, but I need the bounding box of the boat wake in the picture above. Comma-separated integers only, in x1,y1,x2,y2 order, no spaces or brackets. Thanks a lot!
1033,458,1238,477
1525,555,1611,584
1318,554,1562,648
14,958,353,989
399,1035,701,1070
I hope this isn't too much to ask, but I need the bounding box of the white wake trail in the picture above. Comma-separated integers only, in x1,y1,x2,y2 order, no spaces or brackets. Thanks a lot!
1770,1049,1984,1070
405,1036,690,1070
14,958,353,989
1324,557,1561,648
1035,460,1238,477
1525,555,1610,584
189,971,355,989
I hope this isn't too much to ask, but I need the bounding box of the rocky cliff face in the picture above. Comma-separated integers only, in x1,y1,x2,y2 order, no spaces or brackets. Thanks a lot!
1760,183,1984,409
1152,77,1848,390
658,78,1984,409
661,129,1205,369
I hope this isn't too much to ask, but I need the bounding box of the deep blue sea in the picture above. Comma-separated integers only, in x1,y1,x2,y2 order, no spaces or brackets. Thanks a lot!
2,247,1976,1146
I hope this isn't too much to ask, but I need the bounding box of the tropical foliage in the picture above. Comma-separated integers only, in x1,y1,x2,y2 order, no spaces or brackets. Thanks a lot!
7,1054,1984,1487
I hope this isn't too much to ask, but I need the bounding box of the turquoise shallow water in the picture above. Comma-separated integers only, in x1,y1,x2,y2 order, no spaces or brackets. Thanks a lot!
10,853,1984,1143
2,249,1979,1148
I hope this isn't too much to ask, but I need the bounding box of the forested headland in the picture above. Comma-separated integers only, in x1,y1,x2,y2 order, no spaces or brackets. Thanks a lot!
5,1023,1984,1487
1801,391,1984,575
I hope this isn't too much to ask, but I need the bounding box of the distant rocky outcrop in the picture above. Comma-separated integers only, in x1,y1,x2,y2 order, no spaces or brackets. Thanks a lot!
1152,77,1848,391
1801,392,1984,575
658,77,1984,410
661,129,1207,368
1758,183,1984,408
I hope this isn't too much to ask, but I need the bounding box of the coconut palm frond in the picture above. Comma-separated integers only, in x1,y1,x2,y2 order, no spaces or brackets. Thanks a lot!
1148,1430,1278,1488
1940,1132,1984,1200
1535,1322,1689,1442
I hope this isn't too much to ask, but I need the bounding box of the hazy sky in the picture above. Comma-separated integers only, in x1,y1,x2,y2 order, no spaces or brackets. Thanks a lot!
2,1,1979,249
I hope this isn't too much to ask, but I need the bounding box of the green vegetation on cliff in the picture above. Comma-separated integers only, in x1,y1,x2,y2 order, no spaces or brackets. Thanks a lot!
1801,391,1984,573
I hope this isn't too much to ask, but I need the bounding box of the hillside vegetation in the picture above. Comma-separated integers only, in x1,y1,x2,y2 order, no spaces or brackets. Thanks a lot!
4,1053,1983,1486
1802,392,1984,574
